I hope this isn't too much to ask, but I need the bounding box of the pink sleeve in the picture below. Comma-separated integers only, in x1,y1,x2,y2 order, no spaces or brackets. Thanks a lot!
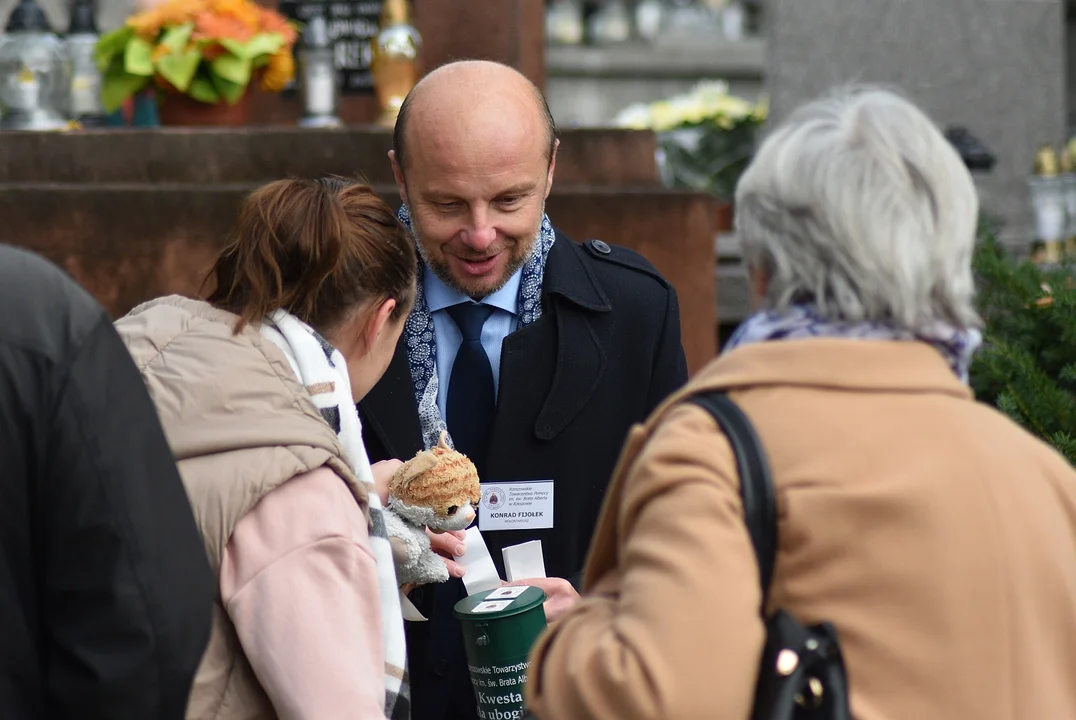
220,466,384,720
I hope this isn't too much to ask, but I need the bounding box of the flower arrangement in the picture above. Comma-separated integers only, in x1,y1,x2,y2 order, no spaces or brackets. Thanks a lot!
94,0,299,112
615,80,767,199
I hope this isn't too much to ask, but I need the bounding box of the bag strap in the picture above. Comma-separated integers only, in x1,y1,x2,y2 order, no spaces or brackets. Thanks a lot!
687,391,778,607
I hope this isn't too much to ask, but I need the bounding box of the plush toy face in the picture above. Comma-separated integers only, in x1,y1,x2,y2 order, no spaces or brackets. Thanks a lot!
389,497,477,532
430,501,477,531
389,432,481,531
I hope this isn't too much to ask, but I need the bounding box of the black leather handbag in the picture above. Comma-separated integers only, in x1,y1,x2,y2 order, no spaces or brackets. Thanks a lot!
688,391,852,720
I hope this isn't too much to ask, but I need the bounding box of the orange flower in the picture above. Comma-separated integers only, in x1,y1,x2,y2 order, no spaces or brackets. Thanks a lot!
258,8,298,45
128,9,167,39
127,0,206,39
209,0,261,30
260,48,294,92
191,9,255,42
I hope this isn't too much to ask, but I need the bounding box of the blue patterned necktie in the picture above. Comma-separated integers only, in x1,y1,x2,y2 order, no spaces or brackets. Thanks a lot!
446,302,496,475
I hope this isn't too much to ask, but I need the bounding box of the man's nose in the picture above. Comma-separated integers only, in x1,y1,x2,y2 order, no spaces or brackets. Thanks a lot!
461,209,497,252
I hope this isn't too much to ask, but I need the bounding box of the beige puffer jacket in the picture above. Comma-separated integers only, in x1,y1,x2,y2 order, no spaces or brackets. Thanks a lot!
116,296,371,720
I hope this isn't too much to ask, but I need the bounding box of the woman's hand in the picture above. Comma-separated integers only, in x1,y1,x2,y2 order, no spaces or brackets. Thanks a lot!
427,528,467,579
370,459,402,506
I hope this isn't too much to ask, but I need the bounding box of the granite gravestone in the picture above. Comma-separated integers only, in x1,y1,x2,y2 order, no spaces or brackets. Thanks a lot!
276,0,381,95
766,0,1066,246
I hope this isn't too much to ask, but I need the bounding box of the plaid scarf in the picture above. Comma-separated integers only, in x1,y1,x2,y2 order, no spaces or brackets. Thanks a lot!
397,204,556,451
260,310,410,719
725,305,982,384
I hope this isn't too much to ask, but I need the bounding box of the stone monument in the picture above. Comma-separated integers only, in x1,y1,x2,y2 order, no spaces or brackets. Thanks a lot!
766,0,1066,246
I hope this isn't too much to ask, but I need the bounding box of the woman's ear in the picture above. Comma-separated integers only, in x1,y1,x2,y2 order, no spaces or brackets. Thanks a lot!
362,297,398,351
748,265,770,310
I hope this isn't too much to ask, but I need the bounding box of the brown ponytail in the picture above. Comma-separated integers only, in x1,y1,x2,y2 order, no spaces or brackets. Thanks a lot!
206,177,416,335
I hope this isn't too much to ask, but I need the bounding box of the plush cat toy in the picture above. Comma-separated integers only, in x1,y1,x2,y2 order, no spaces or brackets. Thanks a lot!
384,432,481,587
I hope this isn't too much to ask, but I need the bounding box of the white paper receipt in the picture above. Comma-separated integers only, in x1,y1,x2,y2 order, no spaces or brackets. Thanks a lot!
459,526,503,596
479,480,554,532
473,600,514,613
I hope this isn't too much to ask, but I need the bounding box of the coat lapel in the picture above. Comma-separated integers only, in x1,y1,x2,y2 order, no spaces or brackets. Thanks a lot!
358,336,423,460
500,232,611,442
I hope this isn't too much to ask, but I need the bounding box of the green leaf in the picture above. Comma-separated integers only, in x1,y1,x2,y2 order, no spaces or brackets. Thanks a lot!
216,38,245,58
95,25,134,72
245,32,287,58
219,32,285,60
188,74,221,103
159,21,194,52
155,47,201,92
211,73,246,105
100,57,149,112
210,53,252,87
124,36,154,76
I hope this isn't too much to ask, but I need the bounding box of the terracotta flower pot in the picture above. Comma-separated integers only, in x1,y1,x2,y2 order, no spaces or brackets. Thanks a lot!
157,89,254,127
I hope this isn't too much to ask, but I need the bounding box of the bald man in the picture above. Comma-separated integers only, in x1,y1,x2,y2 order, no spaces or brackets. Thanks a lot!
358,60,688,720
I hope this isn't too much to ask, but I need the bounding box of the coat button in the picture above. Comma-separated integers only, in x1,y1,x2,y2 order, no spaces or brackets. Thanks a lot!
434,659,448,676
589,239,611,254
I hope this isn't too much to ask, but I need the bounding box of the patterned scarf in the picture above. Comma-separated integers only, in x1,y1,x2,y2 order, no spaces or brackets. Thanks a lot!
397,204,557,450
724,305,982,384
259,310,410,720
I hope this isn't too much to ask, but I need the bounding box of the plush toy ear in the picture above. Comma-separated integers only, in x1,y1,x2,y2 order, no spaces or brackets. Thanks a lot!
437,430,452,451
389,450,440,497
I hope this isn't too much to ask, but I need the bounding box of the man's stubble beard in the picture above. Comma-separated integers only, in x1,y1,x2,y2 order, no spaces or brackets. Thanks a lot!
412,206,544,301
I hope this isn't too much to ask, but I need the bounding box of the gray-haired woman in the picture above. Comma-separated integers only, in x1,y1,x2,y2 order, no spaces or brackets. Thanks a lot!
524,87,1076,720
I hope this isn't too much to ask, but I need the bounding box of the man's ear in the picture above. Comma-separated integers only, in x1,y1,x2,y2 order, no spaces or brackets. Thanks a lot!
544,139,559,200
389,150,409,207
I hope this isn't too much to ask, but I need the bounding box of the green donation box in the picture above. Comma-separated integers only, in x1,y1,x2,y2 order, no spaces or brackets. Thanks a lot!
453,586,547,720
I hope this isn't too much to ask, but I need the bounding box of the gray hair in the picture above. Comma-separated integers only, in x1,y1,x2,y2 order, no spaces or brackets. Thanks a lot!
735,86,981,331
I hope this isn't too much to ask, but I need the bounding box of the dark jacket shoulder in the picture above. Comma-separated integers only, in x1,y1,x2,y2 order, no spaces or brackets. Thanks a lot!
0,244,103,363
554,230,676,300
0,244,213,720
581,236,671,284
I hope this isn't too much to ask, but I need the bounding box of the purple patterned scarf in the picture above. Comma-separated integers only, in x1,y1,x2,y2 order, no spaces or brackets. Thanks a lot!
725,305,982,384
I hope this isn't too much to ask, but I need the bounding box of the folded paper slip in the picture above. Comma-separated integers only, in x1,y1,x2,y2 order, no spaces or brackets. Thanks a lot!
502,540,547,582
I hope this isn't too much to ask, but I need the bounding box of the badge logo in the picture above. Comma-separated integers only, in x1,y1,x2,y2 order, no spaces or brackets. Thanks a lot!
482,486,507,511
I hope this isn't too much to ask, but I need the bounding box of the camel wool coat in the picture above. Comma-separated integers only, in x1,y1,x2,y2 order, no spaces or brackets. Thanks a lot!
526,338,1076,720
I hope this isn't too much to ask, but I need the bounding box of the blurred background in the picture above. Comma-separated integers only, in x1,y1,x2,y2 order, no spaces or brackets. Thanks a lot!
0,0,1070,364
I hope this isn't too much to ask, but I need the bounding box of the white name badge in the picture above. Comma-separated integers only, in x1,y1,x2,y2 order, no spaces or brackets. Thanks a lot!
478,480,554,532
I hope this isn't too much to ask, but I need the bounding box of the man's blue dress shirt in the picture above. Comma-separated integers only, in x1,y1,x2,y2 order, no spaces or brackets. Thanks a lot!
424,264,523,418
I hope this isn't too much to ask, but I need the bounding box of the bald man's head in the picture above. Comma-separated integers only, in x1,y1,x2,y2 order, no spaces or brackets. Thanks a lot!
392,60,557,176
386,60,559,300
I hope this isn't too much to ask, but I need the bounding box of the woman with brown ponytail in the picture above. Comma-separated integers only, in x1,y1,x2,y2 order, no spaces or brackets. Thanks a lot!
115,177,418,720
